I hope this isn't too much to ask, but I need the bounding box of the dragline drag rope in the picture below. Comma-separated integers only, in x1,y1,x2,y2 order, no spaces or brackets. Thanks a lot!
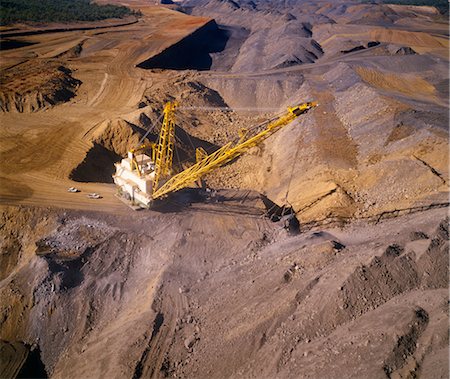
282,120,302,205
262,127,298,218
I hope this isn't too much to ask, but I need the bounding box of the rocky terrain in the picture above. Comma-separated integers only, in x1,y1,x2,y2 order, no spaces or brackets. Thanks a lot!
0,61,81,113
0,0,448,378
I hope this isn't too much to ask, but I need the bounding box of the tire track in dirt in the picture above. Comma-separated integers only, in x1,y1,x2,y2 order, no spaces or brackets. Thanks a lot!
133,283,188,379
88,73,109,107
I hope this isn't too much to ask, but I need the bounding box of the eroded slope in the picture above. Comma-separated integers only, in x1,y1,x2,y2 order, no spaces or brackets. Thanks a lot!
0,204,447,378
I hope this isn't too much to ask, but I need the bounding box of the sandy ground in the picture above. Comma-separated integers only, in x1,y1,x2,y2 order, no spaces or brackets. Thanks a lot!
0,202,447,378
0,0,448,378
0,4,211,212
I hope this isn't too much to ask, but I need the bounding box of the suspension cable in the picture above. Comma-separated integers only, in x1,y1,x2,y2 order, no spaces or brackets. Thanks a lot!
282,125,302,205
137,113,164,146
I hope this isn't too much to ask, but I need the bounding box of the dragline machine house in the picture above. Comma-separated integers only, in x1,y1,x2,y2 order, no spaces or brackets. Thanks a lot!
113,101,318,208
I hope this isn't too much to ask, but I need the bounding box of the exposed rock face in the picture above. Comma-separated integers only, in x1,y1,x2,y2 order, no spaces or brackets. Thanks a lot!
137,20,228,71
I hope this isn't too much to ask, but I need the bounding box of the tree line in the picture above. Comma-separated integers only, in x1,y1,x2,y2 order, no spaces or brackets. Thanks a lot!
365,0,448,14
0,0,141,26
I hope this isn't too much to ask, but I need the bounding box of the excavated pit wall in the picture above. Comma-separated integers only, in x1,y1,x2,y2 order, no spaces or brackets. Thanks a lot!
137,19,229,71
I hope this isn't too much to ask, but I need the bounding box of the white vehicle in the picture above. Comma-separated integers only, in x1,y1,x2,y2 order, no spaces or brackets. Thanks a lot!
67,187,80,193
87,193,102,199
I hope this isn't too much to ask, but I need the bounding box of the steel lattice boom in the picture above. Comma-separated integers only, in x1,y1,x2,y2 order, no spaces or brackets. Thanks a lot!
152,101,317,200
114,101,317,208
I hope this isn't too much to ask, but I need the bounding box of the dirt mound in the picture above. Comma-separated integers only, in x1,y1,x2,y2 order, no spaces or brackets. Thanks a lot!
202,55,447,221
347,4,401,25
55,42,84,59
0,206,158,377
201,72,305,110
70,107,221,183
391,46,417,55
90,118,147,157
355,66,437,101
230,20,323,71
140,78,228,110
184,1,324,72
70,118,147,183
368,28,447,49
0,61,81,112
139,76,257,146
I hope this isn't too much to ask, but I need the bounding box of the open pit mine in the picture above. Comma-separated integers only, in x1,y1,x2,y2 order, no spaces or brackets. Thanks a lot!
0,0,448,378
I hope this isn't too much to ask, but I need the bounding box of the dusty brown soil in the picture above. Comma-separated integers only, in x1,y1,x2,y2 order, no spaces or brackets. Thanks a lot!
0,61,81,112
0,203,448,378
0,0,448,378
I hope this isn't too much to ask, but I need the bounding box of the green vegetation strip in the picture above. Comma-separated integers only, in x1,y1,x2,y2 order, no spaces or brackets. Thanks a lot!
0,0,141,26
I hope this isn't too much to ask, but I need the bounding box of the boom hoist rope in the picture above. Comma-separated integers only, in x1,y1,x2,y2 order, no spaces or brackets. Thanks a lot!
116,101,318,209
152,101,318,200
137,113,164,146
127,113,164,176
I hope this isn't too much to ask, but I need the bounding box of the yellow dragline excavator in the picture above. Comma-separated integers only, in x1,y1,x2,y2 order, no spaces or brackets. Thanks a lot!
113,101,317,208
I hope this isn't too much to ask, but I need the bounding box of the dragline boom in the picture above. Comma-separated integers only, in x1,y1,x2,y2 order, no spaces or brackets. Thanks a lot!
113,101,317,208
